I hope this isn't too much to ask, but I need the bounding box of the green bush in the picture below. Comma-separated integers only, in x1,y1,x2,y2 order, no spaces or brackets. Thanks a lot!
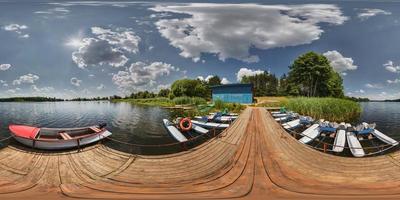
285,97,361,122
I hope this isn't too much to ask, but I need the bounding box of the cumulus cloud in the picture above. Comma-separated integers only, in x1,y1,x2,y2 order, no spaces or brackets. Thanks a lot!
151,3,347,63
70,77,82,87
357,8,391,20
236,67,265,81
323,50,358,75
387,79,400,84
221,77,230,84
7,88,21,94
384,60,400,73
12,74,39,85
71,27,140,68
112,61,179,93
0,64,11,71
197,75,214,82
2,24,29,38
365,83,383,89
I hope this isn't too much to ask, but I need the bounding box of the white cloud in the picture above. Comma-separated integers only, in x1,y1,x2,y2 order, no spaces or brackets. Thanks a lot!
323,50,358,74
70,77,82,87
197,75,214,82
358,89,365,94
151,3,347,63
7,88,21,94
387,79,400,84
70,27,140,68
3,24,29,38
91,27,140,53
12,74,39,85
365,83,383,89
31,85,54,93
0,64,11,71
236,67,265,81
96,84,105,90
112,61,179,93
357,8,391,20
35,7,70,15
221,77,230,84
384,60,400,73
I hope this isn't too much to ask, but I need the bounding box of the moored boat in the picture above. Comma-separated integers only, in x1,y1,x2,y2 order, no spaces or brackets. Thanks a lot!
9,123,112,150
191,120,229,129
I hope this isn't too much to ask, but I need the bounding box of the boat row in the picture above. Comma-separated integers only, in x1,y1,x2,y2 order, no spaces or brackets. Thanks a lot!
271,109,399,157
163,112,236,142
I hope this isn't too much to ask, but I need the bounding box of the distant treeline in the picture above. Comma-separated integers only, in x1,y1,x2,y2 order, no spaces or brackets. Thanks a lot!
344,97,370,102
0,96,111,102
0,97,64,102
384,99,400,102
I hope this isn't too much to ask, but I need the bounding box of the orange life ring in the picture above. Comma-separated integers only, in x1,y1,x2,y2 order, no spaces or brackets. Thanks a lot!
179,118,192,132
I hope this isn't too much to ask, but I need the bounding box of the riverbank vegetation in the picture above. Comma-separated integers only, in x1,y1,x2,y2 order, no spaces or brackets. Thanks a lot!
285,97,361,122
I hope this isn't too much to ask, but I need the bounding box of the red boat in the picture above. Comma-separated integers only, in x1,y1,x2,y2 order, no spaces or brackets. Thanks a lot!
9,123,112,150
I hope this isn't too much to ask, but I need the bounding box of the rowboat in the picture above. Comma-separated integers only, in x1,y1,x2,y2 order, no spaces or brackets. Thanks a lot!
194,115,237,122
372,129,399,146
282,119,301,129
9,124,112,150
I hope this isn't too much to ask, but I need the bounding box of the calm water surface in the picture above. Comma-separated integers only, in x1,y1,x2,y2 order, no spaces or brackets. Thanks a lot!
0,101,399,146
0,101,182,146
359,102,400,141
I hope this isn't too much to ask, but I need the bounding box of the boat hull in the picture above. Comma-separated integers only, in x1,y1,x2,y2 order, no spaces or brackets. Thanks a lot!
13,130,112,150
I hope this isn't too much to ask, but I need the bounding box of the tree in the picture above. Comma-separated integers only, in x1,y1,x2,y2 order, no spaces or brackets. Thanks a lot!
158,89,170,97
171,79,209,98
287,51,343,97
207,75,221,86
240,72,278,96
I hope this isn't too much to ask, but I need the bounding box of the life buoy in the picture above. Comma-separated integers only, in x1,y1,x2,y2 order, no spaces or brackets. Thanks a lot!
179,118,192,132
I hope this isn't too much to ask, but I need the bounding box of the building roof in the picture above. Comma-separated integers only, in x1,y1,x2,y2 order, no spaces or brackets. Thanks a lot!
210,83,253,89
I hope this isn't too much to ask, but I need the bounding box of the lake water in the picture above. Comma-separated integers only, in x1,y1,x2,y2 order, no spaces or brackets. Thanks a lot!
0,102,182,147
359,102,400,141
0,101,399,152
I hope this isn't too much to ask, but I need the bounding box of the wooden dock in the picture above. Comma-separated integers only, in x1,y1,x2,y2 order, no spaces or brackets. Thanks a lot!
1,107,400,199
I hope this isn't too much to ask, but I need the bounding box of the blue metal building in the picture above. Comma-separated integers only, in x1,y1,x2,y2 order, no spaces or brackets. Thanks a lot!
211,84,253,104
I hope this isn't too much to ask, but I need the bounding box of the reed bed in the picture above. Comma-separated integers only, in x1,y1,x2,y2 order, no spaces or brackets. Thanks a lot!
285,97,361,122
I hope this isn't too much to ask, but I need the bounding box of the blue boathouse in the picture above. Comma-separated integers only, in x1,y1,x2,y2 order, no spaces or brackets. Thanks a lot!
211,84,253,104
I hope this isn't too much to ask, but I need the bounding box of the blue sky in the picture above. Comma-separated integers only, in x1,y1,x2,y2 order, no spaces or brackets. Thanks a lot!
0,1,400,100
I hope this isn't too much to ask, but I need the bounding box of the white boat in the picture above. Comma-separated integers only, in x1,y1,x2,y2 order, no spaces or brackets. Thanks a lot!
9,124,112,150
298,124,320,144
194,115,237,122
191,120,229,129
192,124,209,134
332,123,347,153
282,119,300,129
209,112,238,116
346,131,365,157
162,119,188,142
272,113,290,118
372,129,399,146
275,116,289,122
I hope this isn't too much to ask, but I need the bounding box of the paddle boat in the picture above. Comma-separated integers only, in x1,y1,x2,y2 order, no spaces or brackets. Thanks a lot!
9,123,112,150
191,120,229,130
332,123,348,153
163,118,210,142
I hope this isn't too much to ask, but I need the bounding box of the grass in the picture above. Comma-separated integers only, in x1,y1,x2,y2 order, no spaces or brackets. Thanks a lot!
112,97,175,107
255,96,288,107
284,97,361,122
172,96,207,106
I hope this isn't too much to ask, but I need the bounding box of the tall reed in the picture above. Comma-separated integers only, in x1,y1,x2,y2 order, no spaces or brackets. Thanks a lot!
285,97,361,122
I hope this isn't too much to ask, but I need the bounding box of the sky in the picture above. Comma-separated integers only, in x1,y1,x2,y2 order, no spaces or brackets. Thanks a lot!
0,1,400,100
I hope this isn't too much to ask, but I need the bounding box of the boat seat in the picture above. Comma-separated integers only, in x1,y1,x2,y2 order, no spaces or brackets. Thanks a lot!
59,132,72,140
90,127,102,133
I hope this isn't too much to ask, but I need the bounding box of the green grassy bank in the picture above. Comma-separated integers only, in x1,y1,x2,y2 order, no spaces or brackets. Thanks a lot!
257,96,361,122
